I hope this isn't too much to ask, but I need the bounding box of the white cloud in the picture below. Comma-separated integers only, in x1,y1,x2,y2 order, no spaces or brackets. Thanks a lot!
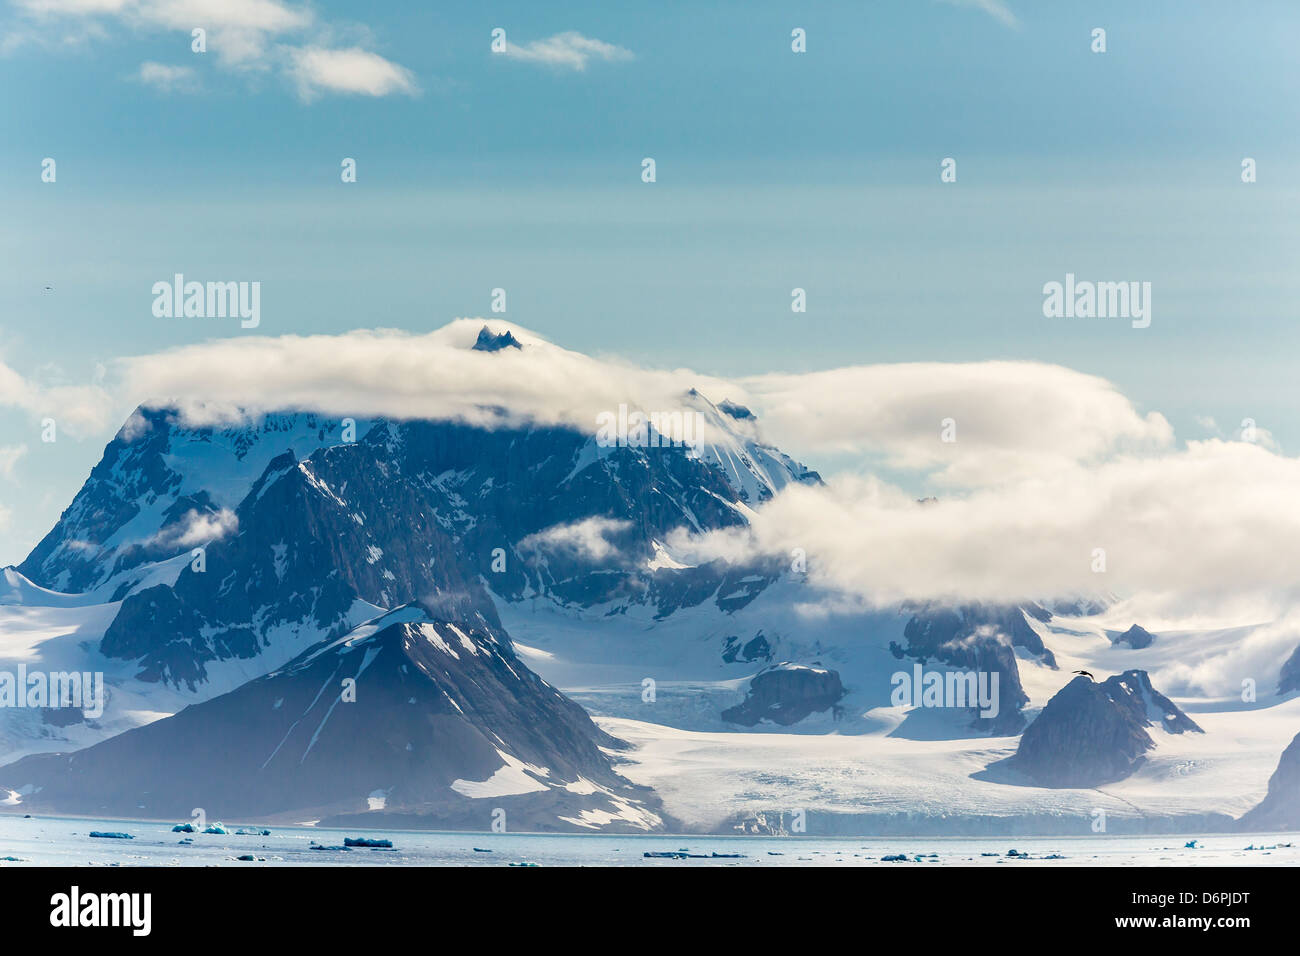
109,321,1171,488
138,0,310,33
0,12,107,53
287,45,417,100
0,357,115,436
112,320,742,439
146,507,238,549
518,517,631,562
9,319,1300,617
501,31,633,71
1153,609,1300,698
16,0,310,64
0,445,28,480
15,0,133,12
742,361,1172,486
8,0,415,98
936,0,1019,29
136,60,197,91
667,438,1300,611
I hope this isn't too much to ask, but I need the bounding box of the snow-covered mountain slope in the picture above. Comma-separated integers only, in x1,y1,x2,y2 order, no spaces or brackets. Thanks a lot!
496,578,1066,738
18,410,371,597
680,390,819,505
3,537,1295,834
0,559,341,762
1,567,111,608
12,389,819,700
0,603,663,832
2,345,1297,835
0,387,823,761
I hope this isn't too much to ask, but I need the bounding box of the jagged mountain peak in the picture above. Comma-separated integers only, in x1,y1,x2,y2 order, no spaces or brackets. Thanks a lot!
18,409,371,595
18,395,830,700
472,325,523,352
1011,669,1200,788
1113,623,1156,648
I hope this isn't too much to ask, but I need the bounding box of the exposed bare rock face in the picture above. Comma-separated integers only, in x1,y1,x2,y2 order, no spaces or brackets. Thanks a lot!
722,662,845,727
1239,732,1300,831
1012,671,1201,788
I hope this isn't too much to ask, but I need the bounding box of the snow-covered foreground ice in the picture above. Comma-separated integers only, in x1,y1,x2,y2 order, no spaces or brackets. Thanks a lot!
0,815,1294,866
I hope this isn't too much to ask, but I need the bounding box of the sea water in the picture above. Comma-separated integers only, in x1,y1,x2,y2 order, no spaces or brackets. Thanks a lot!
0,815,1295,866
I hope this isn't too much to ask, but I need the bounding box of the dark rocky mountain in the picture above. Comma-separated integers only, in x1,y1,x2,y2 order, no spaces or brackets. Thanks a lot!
721,662,845,726
0,603,663,831
1238,732,1300,831
1011,670,1201,787
889,602,1056,733
21,391,818,695
98,435,502,690
472,326,522,351
721,632,773,664
1112,624,1156,649
18,410,357,596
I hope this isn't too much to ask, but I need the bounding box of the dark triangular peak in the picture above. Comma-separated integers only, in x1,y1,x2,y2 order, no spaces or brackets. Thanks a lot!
472,325,522,352
1112,623,1156,649
1011,669,1200,788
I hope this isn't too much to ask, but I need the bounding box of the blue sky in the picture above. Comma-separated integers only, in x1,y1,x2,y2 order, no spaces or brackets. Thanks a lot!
0,0,1298,564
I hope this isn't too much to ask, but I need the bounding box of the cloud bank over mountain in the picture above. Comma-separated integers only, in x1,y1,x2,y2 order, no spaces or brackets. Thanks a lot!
2,319,1294,618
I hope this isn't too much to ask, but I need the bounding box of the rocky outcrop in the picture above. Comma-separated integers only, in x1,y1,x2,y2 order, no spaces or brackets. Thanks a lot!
1012,670,1201,787
1112,624,1155,649
722,662,844,726
721,632,773,664
890,602,1056,733
471,326,522,351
